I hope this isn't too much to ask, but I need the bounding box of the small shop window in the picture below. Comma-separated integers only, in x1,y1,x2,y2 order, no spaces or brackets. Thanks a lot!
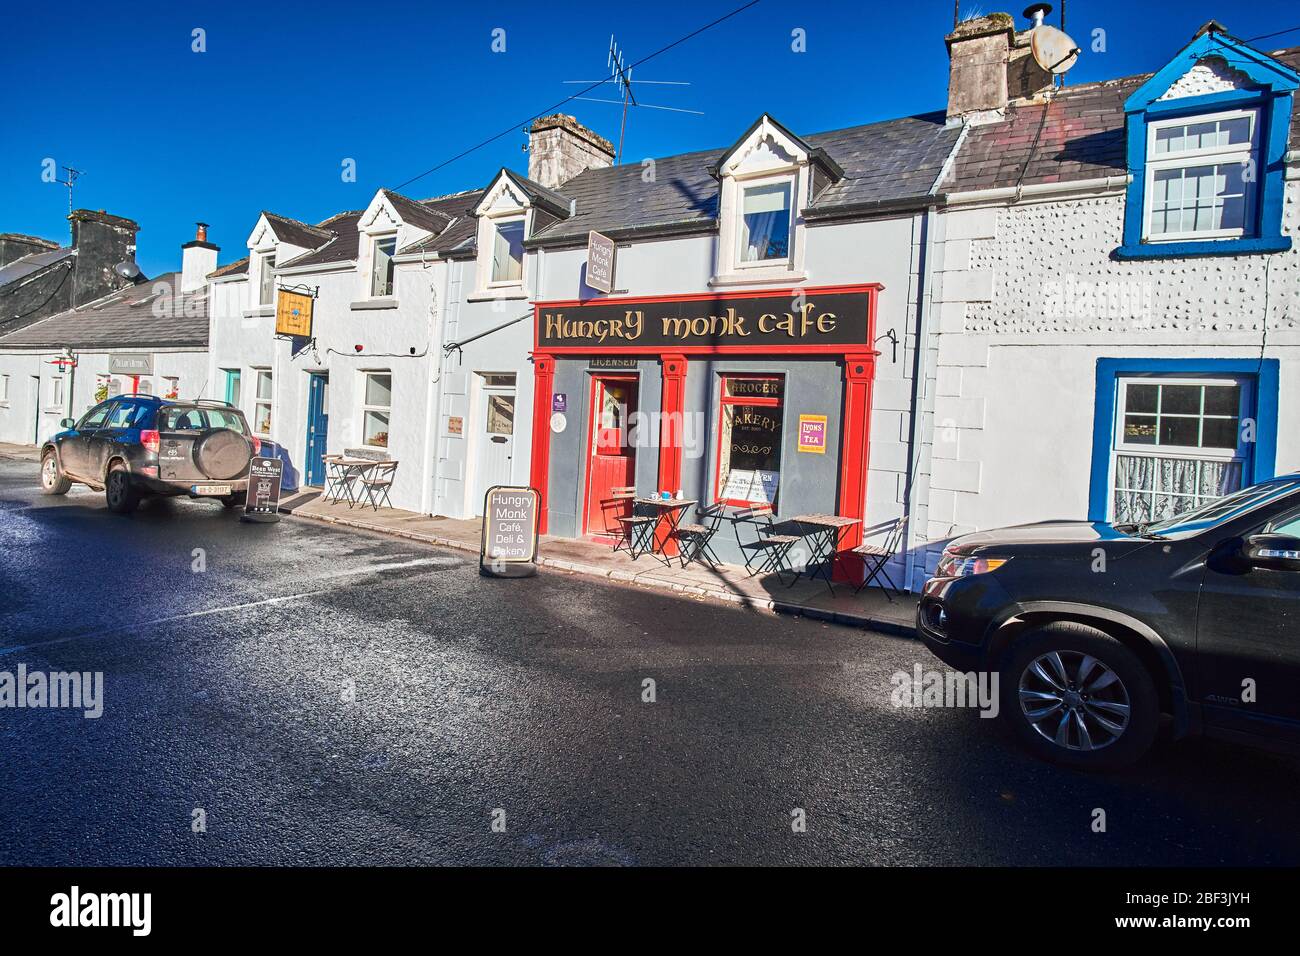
1111,376,1249,523
716,375,784,506
362,371,392,448
253,368,273,436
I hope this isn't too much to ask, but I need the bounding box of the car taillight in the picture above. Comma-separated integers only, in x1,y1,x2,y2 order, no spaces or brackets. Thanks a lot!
141,429,160,454
250,436,262,456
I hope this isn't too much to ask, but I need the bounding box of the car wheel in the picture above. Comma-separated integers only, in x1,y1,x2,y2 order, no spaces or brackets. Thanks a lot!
40,451,72,495
104,461,140,514
1000,622,1159,771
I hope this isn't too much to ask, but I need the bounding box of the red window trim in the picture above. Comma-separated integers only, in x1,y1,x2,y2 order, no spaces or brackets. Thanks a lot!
714,373,785,508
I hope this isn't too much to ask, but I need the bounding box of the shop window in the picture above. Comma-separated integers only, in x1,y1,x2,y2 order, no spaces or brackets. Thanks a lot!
1110,377,1249,523
739,181,792,264
1144,109,1258,242
490,219,525,284
253,368,273,436
258,252,277,306
162,376,180,400
362,371,392,448
370,236,396,297
716,375,784,507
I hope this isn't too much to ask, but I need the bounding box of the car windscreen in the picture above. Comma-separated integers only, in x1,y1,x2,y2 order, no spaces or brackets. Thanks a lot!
159,406,249,434
1140,479,1300,538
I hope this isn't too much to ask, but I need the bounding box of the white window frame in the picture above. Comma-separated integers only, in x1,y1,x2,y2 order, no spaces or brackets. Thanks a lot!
1142,108,1259,243
736,175,795,270
47,376,64,412
257,251,277,306
360,370,393,450
252,367,273,437
487,215,526,288
369,233,398,298
0,373,9,404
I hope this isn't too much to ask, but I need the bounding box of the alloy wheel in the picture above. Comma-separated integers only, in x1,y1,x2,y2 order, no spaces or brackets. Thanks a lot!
107,472,125,507
42,456,57,487
1018,650,1131,751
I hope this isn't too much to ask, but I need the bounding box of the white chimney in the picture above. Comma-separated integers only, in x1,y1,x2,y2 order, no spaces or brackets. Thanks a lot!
527,115,615,189
180,222,219,292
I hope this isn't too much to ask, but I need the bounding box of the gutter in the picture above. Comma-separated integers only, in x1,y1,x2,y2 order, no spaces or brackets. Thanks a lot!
945,173,1132,206
802,193,948,222
526,217,715,251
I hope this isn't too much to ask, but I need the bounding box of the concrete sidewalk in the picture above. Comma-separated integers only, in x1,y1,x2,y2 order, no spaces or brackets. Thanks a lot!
285,491,918,634
0,442,40,462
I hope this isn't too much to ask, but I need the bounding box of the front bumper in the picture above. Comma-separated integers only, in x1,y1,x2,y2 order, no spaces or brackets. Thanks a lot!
915,572,1014,670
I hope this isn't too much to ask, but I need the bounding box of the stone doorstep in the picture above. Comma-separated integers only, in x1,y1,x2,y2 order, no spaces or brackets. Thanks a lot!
287,501,918,637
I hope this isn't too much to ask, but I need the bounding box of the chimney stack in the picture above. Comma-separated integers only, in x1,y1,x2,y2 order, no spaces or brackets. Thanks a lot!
945,13,1016,124
68,209,141,305
181,221,219,292
527,114,615,189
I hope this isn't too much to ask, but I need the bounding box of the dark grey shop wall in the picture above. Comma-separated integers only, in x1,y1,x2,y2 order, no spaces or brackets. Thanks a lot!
545,356,847,561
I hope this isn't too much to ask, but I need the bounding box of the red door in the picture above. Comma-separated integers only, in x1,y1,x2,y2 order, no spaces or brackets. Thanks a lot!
584,376,638,536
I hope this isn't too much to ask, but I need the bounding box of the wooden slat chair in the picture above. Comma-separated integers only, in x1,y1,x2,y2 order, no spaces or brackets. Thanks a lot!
673,502,726,569
608,486,655,560
728,504,801,587
356,460,398,511
851,516,907,600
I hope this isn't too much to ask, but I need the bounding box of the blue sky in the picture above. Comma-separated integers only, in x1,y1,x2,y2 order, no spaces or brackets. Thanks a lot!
3,0,1297,276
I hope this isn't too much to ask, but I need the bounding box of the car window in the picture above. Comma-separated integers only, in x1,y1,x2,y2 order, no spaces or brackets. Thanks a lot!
105,402,137,428
205,409,249,434
161,408,207,431
77,402,113,429
1266,511,1300,537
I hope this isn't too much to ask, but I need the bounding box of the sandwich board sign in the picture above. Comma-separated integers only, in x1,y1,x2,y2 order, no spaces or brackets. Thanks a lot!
241,456,284,524
480,485,540,577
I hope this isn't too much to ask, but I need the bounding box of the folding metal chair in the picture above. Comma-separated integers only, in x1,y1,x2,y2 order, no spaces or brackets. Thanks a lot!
728,505,801,587
322,456,358,505
356,460,398,511
673,503,726,569
852,516,907,600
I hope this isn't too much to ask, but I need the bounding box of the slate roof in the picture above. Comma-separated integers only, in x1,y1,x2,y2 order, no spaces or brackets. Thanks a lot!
0,271,208,349
941,45,1300,193
262,211,333,249
0,247,74,288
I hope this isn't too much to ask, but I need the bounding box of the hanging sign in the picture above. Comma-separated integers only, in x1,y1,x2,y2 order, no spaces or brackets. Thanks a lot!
275,289,314,338
797,414,828,453
586,231,615,294
109,353,153,375
241,456,284,524
480,486,540,577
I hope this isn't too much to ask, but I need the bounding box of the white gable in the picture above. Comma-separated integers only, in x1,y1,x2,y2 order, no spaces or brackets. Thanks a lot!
1158,56,1259,101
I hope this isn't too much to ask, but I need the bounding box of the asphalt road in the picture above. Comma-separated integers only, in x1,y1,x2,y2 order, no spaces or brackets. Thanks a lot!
1,455,1297,866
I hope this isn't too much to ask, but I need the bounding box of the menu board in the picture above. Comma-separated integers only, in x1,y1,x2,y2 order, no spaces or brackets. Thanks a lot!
480,486,539,577
242,456,284,523
720,469,779,505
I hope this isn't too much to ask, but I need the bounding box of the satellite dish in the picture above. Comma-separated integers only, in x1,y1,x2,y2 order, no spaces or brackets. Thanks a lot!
1030,23,1079,75
113,259,140,279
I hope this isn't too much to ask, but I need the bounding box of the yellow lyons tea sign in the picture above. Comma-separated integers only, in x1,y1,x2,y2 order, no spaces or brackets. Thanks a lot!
275,290,314,338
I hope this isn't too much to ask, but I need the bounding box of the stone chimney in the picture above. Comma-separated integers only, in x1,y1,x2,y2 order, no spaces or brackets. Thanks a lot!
68,209,141,306
527,114,615,189
945,13,1016,124
181,222,219,292
0,233,60,267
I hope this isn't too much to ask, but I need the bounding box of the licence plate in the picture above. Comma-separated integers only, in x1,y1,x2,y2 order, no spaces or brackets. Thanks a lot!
191,484,232,496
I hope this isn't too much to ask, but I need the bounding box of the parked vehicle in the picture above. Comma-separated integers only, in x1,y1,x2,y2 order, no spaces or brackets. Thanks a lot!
40,396,260,514
917,475,1300,770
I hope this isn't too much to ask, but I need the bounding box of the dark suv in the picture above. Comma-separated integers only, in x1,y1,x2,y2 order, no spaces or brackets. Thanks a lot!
917,475,1300,770
40,395,260,514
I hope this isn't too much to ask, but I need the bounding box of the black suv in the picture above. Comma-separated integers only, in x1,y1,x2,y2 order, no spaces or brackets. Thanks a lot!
917,475,1300,770
40,396,260,514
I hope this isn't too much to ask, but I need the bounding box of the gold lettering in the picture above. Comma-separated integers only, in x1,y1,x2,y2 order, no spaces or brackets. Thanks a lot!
662,316,691,339
758,313,776,333
625,310,643,340
799,300,818,337
546,312,563,340
817,311,837,334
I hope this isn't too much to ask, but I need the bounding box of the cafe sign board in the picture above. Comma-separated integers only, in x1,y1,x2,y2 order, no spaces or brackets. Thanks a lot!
480,485,540,577
586,231,615,294
109,353,153,376
275,289,314,338
536,286,876,354
241,456,284,524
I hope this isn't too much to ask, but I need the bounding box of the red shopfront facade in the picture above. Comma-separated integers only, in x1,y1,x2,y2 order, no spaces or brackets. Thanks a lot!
528,284,880,565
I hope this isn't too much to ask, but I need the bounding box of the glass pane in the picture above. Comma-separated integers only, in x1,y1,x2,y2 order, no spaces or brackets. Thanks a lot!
720,401,783,503
255,402,272,435
1202,384,1240,416
371,237,396,296
1201,417,1239,450
1160,384,1201,415
365,373,392,408
1125,383,1158,413
740,183,791,262
1220,116,1252,146
724,377,783,400
1123,415,1157,444
207,409,248,434
492,221,525,282
487,395,514,435
481,373,516,388
256,370,272,400
363,410,390,447
1159,417,1199,447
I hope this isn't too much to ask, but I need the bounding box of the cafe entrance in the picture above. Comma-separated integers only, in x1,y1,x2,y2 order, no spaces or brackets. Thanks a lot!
583,374,638,536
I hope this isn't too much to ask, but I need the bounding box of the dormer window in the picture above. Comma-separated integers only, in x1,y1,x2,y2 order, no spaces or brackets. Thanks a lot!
491,219,525,284
258,252,277,306
1144,109,1258,242
370,236,397,297
739,181,793,264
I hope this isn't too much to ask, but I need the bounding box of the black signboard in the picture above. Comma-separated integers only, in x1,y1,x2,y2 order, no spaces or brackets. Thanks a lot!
538,289,872,351
241,456,284,524
480,486,540,578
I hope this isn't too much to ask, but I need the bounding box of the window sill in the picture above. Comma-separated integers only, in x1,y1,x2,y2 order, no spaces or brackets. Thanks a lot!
466,289,528,302
351,297,398,311
710,270,806,288
1113,236,1292,260
243,307,274,318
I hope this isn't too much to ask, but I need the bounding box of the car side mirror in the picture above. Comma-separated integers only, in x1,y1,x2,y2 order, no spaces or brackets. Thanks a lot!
1244,533,1300,572
60,418,75,429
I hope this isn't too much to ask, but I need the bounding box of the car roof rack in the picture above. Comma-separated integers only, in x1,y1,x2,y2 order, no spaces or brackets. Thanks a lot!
185,398,236,407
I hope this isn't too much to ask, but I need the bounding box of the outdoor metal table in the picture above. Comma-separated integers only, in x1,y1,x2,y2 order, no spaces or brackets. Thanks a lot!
323,456,382,507
792,514,862,594
632,497,697,564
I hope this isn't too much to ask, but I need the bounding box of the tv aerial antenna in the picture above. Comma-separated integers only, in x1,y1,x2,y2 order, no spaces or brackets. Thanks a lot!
562,35,703,164
55,165,83,239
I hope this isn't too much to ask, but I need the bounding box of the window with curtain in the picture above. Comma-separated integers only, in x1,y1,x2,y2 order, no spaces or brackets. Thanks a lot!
739,182,792,263
1145,109,1258,241
362,372,392,448
491,219,525,283
253,368,273,436
1111,377,1248,523
370,236,396,297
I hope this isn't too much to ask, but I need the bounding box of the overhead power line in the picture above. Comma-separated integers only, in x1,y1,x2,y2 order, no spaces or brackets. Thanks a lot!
391,0,761,191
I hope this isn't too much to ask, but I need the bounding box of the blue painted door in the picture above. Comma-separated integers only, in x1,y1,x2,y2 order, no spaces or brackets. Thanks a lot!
305,373,329,487
223,369,241,406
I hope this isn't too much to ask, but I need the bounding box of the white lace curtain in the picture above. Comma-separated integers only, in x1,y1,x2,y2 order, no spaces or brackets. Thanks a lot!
1113,454,1243,523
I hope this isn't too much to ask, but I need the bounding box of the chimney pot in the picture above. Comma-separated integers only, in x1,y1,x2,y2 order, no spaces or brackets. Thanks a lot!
196,222,209,242
527,114,615,189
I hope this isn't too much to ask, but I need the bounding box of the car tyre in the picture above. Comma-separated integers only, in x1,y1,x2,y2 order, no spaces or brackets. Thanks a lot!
1000,622,1159,771
40,451,72,495
105,461,140,514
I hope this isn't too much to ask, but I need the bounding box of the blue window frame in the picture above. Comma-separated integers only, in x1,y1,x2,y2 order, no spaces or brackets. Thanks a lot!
1115,31,1297,261
1088,358,1279,522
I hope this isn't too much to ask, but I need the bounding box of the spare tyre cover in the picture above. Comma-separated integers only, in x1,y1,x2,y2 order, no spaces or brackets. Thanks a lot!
194,429,250,480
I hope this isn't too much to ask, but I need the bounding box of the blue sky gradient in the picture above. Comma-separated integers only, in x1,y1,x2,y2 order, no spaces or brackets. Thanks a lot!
3,0,1297,275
